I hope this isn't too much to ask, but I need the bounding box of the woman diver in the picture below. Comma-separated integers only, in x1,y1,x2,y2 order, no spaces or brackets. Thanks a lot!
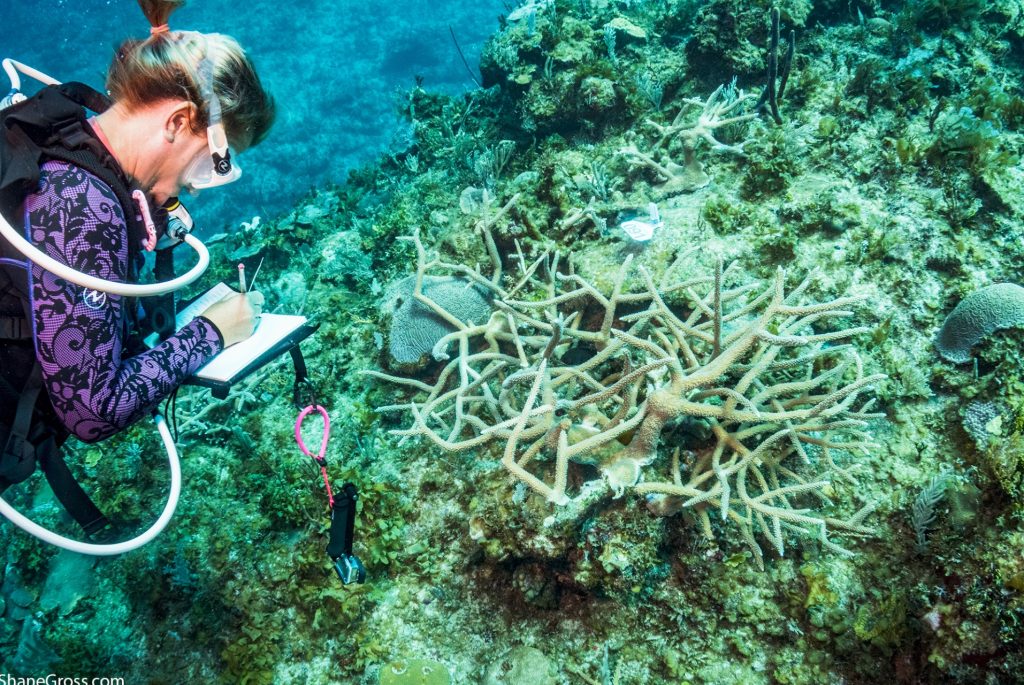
0,0,274,445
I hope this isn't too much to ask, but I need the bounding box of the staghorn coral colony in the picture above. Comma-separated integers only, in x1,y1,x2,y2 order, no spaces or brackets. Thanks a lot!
3,0,1024,683
369,230,883,569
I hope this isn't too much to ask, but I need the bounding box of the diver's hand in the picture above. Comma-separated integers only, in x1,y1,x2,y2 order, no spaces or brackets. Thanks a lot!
201,290,265,348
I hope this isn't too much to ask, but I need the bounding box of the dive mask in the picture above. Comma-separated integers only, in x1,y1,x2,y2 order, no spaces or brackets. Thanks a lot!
182,129,241,191
184,48,241,191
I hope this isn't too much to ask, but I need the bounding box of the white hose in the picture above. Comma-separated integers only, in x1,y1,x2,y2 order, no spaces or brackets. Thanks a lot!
0,414,181,555
2,58,59,90
0,209,210,296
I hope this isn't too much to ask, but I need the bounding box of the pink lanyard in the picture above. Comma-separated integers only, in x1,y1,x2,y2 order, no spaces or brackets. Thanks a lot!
294,404,335,507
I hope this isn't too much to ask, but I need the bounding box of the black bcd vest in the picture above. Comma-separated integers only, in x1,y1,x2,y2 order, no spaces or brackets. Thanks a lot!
0,83,160,539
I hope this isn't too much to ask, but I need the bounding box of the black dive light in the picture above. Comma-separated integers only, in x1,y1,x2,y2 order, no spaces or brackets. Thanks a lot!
327,483,366,585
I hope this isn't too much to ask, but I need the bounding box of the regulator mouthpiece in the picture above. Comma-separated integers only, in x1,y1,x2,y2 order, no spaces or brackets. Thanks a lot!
158,197,194,249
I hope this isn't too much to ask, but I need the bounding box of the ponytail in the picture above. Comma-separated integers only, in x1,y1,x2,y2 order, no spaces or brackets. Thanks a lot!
137,0,185,31
105,0,275,150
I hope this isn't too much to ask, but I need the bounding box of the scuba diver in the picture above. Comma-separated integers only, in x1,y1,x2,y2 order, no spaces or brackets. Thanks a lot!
0,0,275,547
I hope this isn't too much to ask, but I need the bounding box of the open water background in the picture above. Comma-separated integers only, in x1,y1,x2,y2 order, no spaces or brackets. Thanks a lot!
3,0,506,234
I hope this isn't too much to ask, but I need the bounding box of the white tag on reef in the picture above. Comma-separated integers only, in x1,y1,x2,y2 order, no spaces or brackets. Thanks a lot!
619,202,662,242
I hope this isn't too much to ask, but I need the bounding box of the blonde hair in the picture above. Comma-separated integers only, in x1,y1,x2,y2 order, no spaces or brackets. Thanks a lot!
106,0,275,150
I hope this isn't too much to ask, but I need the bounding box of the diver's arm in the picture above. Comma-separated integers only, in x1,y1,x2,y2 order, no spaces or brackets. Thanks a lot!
25,161,224,443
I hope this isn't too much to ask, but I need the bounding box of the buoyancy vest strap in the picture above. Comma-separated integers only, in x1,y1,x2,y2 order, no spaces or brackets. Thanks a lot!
38,438,111,538
144,247,177,341
0,314,30,339
55,82,112,116
0,120,43,205
0,363,111,537
0,362,44,486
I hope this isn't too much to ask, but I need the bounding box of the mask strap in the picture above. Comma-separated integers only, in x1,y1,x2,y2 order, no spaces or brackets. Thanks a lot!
196,49,232,176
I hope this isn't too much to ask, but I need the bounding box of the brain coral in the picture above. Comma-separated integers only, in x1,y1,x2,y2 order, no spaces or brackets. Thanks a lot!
934,283,1024,364
383,275,493,367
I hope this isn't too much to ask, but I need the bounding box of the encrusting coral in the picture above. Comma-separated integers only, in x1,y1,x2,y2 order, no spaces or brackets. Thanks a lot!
366,211,885,567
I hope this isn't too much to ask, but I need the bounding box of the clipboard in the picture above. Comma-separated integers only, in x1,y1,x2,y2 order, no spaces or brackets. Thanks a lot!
186,320,319,399
168,282,319,399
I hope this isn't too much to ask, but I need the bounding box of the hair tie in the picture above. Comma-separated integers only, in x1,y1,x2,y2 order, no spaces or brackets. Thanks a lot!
150,23,170,35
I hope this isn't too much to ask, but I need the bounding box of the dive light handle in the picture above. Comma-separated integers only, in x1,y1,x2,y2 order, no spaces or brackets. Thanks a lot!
327,483,365,585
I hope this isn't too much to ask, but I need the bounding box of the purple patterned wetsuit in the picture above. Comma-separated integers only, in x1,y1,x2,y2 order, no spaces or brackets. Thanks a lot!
25,160,224,442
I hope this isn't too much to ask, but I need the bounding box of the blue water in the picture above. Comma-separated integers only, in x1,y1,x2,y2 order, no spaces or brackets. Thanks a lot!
3,0,505,234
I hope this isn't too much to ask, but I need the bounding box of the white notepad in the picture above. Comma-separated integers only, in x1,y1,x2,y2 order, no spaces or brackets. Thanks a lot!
158,282,308,383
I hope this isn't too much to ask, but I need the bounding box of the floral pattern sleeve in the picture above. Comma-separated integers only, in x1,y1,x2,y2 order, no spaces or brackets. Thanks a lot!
25,160,224,442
